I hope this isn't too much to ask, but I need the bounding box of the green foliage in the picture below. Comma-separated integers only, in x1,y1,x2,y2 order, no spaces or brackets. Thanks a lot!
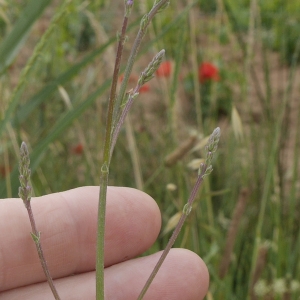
0,0,52,74
1,0,300,299
225,0,300,64
198,0,217,13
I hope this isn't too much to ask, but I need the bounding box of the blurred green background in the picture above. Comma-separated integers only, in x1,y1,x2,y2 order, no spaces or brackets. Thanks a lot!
1,0,300,298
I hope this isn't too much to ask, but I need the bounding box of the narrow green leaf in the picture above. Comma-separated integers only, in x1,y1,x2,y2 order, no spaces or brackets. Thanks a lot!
0,0,69,141
0,7,194,197
12,37,115,126
0,0,52,74
0,79,111,197
12,17,142,126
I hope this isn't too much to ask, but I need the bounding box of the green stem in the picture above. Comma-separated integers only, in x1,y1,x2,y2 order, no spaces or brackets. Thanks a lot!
96,163,109,299
96,8,129,300
19,142,61,299
104,15,129,166
137,173,205,300
97,2,170,299
137,127,220,299
26,203,61,300
0,0,70,140
113,0,171,122
110,83,140,159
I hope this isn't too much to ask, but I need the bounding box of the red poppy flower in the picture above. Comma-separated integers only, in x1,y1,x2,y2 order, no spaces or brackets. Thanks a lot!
156,61,172,77
198,62,220,83
0,165,12,178
119,73,138,83
72,144,83,155
139,84,150,93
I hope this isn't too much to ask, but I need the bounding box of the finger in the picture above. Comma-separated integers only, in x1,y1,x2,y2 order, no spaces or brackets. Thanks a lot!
0,186,161,291
0,249,209,300
105,249,209,300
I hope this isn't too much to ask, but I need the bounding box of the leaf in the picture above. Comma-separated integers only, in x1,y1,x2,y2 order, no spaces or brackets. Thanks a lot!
0,0,52,74
0,79,111,197
231,105,244,141
162,212,182,236
12,37,115,126
0,0,68,141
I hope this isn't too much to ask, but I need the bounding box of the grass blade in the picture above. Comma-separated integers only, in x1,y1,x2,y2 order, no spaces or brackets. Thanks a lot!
0,0,52,74
0,79,111,197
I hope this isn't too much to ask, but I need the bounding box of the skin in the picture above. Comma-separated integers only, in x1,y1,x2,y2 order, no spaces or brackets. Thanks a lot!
0,186,209,300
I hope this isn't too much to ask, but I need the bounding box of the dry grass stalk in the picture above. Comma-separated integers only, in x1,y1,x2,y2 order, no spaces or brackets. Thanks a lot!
218,187,249,278
162,211,182,236
125,115,144,190
58,85,98,181
250,244,269,300
231,105,244,141
164,134,197,167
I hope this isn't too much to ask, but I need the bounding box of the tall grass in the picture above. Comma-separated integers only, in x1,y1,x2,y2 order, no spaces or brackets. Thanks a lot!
1,0,300,299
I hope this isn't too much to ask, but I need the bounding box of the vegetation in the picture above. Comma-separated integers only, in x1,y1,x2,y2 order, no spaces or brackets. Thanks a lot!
1,0,300,298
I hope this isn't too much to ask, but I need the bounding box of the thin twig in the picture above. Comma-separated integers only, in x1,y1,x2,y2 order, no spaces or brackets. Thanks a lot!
113,0,170,123
97,2,170,299
137,174,205,300
137,127,221,300
125,116,144,190
218,188,249,278
96,2,131,298
19,142,61,300
110,49,165,159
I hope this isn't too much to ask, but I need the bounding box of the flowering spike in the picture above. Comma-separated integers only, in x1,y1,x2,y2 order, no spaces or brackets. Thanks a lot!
203,165,213,178
153,0,170,13
198,127,221,177
207,127,221,152
140,14,149,31
18,142,32,205
138,49,165,86
125,0,134,16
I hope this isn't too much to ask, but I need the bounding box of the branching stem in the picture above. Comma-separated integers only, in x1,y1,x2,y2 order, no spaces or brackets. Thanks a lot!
19,142,61,300
97,2,173,299
137,170,205,300
26,203,61,300
137,127,220,299
96,6,129,299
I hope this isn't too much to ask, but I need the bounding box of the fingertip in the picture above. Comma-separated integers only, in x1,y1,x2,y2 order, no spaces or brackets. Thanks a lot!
112,187,162,239
105,248,209,300
104,187,162,265
152,248,209,300
0,186,162,291
174,249,209,299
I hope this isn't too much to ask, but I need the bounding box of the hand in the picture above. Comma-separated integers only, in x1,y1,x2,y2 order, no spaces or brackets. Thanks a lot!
0,186,209,299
